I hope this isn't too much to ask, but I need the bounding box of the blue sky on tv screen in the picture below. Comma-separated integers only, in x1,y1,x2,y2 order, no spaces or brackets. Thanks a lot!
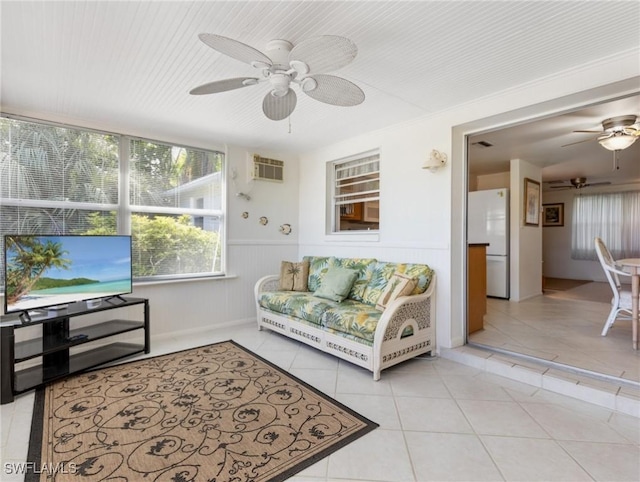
31,236,131,282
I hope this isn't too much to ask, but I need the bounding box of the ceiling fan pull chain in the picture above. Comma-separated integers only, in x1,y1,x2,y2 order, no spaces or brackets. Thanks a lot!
288,115,292,134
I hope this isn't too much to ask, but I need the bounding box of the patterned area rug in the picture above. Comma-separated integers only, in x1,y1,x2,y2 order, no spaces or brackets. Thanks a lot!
27,340,377,481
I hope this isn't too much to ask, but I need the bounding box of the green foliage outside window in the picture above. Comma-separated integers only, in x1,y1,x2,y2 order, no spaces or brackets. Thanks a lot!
1,117,224,283
84,212,220,277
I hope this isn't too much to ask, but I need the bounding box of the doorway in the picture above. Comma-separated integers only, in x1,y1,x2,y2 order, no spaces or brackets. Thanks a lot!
452,79,640,385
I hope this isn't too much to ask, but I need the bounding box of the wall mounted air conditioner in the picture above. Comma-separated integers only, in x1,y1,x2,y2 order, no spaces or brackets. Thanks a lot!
250,155,284,182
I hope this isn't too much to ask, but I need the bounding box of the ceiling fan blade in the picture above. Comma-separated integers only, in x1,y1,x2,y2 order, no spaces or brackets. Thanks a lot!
573,130,603,133
561,137,598,147
303,74,365,106
262,89,297,121
550,186,573,190
189,77,259,95
585,182,611,187
198,33,272,66
289,36,357,74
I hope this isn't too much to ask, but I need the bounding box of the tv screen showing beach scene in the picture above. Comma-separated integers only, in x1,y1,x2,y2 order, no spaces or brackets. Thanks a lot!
4,235,132,314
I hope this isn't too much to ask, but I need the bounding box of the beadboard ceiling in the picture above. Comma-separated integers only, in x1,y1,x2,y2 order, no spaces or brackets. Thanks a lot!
1,1,639,184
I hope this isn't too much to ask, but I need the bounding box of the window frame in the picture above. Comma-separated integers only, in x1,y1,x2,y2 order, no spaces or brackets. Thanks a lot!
1,114,226,282
328,149,380,234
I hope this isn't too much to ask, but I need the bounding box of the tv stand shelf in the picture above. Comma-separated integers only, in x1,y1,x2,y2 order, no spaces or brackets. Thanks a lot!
1,297,149,404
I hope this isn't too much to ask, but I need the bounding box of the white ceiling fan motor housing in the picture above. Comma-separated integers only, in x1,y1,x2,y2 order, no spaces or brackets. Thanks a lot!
602,115,637,132
265,39,293,70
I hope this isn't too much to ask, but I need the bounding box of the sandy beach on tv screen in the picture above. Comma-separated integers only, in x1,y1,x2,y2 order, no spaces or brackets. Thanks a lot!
9,292,118,312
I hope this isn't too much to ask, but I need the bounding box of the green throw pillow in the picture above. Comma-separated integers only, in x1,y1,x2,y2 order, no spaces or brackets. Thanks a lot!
313,267,359,302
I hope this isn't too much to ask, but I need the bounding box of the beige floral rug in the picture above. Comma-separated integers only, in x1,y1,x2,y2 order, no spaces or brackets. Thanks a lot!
27,340,377,481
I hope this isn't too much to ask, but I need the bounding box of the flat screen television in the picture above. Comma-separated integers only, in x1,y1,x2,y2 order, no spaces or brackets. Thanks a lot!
4,235,132,314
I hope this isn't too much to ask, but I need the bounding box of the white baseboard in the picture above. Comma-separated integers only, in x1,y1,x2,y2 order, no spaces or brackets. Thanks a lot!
151,318,256,343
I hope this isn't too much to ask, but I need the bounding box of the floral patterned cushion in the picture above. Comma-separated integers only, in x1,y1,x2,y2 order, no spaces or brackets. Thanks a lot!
323,326,374,347
397,263,434,295
304,256,377,301
329,257,377,302
304,256,332,292
361,261,434,305
361,261,398,305
398,263,433,295
258,292,336,325
375,272,417,310
321,299,383,343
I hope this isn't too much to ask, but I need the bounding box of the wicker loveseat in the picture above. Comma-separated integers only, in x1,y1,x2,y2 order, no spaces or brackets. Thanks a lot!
254,256,436,380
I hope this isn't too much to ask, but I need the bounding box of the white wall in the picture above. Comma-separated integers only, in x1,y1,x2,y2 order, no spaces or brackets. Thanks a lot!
298,120,453,348
510,159,543,301
135,143,300,337
474,172,510,191
298,53,639,351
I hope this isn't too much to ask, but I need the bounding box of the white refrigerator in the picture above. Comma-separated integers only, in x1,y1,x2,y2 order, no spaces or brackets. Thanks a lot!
468,188,510,299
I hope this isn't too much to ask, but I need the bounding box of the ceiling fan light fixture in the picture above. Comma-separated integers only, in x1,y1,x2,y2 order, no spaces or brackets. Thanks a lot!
598,132,637,151
269,73,290,96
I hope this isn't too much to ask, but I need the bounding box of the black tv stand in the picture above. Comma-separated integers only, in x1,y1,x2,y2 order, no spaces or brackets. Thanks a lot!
105,294,128,303
1,297,149,404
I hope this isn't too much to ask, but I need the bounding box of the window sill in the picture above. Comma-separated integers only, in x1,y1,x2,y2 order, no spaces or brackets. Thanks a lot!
325,232,380,242
134,274,237,287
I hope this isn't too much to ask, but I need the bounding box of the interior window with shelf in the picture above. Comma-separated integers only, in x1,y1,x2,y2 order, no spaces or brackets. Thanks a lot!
331,151,380,232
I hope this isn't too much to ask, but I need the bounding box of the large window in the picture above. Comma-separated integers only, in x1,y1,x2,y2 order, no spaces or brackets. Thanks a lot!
331,150,380,232
0,116,224,282
571,191,640,260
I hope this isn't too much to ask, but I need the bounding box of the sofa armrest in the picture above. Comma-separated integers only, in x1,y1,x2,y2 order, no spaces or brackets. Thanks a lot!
373,274,436,347
255,275,280,298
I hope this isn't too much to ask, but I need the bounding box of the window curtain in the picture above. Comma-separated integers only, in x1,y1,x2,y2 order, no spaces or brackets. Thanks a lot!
572,191,640,260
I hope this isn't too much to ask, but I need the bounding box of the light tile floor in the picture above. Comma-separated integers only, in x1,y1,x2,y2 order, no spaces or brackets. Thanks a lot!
470,288,640,384
2,323,640,481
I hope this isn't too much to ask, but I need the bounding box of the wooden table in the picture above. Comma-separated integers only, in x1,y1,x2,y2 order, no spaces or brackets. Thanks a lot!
618,258,640,350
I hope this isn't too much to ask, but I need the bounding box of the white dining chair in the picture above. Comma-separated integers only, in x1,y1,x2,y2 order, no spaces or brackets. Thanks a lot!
594,237,633,336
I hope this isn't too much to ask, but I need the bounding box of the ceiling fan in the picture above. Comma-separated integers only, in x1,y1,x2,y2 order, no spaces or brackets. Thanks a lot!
189,34,365,121
562,115,640,150
548,177,611,190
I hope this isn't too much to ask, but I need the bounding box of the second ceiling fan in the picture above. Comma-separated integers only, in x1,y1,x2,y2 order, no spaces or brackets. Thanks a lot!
548,177,611,190
189,34,365,121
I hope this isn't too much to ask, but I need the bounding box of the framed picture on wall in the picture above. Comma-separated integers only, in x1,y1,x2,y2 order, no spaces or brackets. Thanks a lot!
523,178,540,226
542,202,564,227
